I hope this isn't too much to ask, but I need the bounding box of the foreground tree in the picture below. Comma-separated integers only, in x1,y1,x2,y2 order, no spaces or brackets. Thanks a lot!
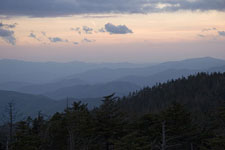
93,94,127,150
159,102,197,150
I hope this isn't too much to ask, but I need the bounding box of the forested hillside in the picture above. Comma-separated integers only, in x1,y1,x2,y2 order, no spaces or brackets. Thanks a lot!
120,72,225,115
1,73,225,150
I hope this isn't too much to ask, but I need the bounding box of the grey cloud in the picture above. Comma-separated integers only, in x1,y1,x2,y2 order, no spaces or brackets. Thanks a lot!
0,22,17,28
99,28,106,33
41,31,46,36
82,38,95,43
29,32,40,41
104,23,133,34
0,28,16,45
202,27,217,32
0,0,224,17
82,26,93,34
73,42,79,45
48,37,63,43
218,31,225,36
71,27,81,34
7,23,17,28
198,34,205,38
48,36,68,43
29,32,36,38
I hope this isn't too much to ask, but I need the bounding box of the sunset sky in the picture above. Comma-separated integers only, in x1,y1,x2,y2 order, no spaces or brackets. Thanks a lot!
0,0,225,63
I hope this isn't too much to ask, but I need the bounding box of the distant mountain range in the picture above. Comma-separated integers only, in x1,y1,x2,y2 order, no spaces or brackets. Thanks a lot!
117,69,199,87
0,57,225,116
1,57,225,98
117,65,225,87
63,57,225,84
0,59,152,84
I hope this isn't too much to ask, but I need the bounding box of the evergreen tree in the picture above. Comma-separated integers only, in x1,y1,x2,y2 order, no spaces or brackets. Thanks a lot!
159,102,198,150
64,101,93,150
93,94,126,150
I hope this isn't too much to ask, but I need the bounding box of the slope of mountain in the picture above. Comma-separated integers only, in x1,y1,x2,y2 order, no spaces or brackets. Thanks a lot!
208,65,225,73
0,81,32,91
17,78,87,94
0,90,101,122
44,81,140,99
0,90,58,119
155,57,225,70
117,69,199,87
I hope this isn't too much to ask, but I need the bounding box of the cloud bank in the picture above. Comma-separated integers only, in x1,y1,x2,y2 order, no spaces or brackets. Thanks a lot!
0,0,224,17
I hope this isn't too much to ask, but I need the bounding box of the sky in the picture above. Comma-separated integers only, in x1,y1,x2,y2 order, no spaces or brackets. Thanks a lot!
0,0,225,63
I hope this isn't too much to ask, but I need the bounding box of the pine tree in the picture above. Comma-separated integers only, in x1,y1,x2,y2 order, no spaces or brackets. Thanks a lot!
159,102,197,150
93,94,126,150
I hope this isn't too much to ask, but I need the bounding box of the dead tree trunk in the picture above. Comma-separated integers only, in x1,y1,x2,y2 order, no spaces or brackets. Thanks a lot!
67,127,74,150
191,143,194,150
8,102,13,148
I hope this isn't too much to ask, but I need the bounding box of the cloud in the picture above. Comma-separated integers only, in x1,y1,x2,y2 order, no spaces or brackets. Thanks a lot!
202,27,217,32
99,28,106,33
82,38,95,43
0,25,16,45
82,26,93,34
104,23,133,34
48,37,66,43
0,28,16,45
72,26,93,34
29,32,36,38
0,22,17,28
0,0,224,17
73,42,79,45
41,31,46,36
71,27,81,34
198,34,205,38
29,32,40,41
218,31,225,36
